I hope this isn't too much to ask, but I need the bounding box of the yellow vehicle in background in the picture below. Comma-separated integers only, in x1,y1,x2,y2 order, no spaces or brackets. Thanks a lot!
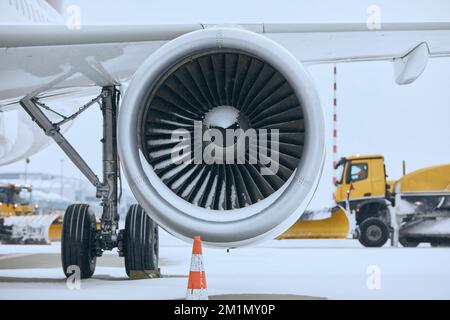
0,184,36,216
277,206,350,240
279,154,450,247
0,184,62,244
335,155,450,247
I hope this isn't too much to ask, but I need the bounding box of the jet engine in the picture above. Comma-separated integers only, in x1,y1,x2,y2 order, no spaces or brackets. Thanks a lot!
118,27,325,247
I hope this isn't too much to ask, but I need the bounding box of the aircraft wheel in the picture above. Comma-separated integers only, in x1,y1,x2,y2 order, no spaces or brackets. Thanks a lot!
61,204,97,279
123,204,159,279
358,217,389,247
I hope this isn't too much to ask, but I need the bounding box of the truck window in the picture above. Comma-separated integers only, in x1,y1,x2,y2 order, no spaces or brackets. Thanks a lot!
0,188,6,203
347,163,368,183
13,188,31,205
335,163,345,184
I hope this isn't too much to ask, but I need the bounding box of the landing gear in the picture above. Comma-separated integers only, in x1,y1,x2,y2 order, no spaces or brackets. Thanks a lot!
358,217,390,247
20,86,159,280
122,205,159,279
61,204,97,279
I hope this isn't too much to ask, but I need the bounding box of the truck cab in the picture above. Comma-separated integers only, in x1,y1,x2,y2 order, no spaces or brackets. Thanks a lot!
334,155,393,247
335,155,388,208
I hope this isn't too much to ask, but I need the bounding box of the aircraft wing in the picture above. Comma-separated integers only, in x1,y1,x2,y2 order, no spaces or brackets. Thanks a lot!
0,22,450,165
3,22,450,58
1,22,450,102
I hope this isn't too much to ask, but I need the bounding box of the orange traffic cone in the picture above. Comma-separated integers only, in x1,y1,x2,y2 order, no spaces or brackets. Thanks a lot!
186,236,208,300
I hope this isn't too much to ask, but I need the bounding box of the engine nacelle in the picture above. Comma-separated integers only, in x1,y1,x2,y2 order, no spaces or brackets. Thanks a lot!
118,27,325,247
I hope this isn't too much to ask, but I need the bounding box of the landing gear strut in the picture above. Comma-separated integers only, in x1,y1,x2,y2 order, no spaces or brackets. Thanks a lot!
20,86,158,279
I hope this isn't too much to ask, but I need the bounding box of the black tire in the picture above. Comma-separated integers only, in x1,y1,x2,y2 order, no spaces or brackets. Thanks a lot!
61,204,97,279
399,237,420,247
123,204,159,278
358,217,390,247
431,240,450,247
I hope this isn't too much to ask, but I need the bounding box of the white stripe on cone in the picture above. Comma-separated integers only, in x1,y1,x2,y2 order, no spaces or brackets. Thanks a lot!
189,254,205,272
186,288,208,300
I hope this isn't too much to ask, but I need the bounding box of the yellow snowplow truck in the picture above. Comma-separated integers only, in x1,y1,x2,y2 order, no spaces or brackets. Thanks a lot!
0,184,62,244
0,184,35,216
335,155,450,247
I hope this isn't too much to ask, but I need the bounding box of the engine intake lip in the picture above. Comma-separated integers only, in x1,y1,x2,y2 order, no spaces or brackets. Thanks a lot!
118,27,325,246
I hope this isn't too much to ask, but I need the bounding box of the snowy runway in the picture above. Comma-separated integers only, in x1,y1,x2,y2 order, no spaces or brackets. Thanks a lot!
1,231,450,299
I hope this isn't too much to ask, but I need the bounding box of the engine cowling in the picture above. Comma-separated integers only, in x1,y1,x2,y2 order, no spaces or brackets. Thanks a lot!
118,27,325,247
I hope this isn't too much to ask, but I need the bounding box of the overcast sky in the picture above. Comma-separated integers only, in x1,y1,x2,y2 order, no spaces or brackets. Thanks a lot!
63,0,450,24
2,1,450,209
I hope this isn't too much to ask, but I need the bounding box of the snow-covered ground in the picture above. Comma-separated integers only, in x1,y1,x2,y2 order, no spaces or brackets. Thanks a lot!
1,230,450,300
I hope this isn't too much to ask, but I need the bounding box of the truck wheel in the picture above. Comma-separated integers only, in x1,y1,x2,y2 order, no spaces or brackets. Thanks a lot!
123,204,159,279
61,204,97,279
358,217,389,247
399,237,420,247
431,240,450,247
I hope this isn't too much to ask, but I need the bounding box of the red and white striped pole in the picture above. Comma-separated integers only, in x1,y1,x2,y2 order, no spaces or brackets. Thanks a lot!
332,64,338,200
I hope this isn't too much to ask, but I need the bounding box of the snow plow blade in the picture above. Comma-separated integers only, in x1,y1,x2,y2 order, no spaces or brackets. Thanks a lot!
0,217,13,241
277,206,350,239
0,214,62,244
